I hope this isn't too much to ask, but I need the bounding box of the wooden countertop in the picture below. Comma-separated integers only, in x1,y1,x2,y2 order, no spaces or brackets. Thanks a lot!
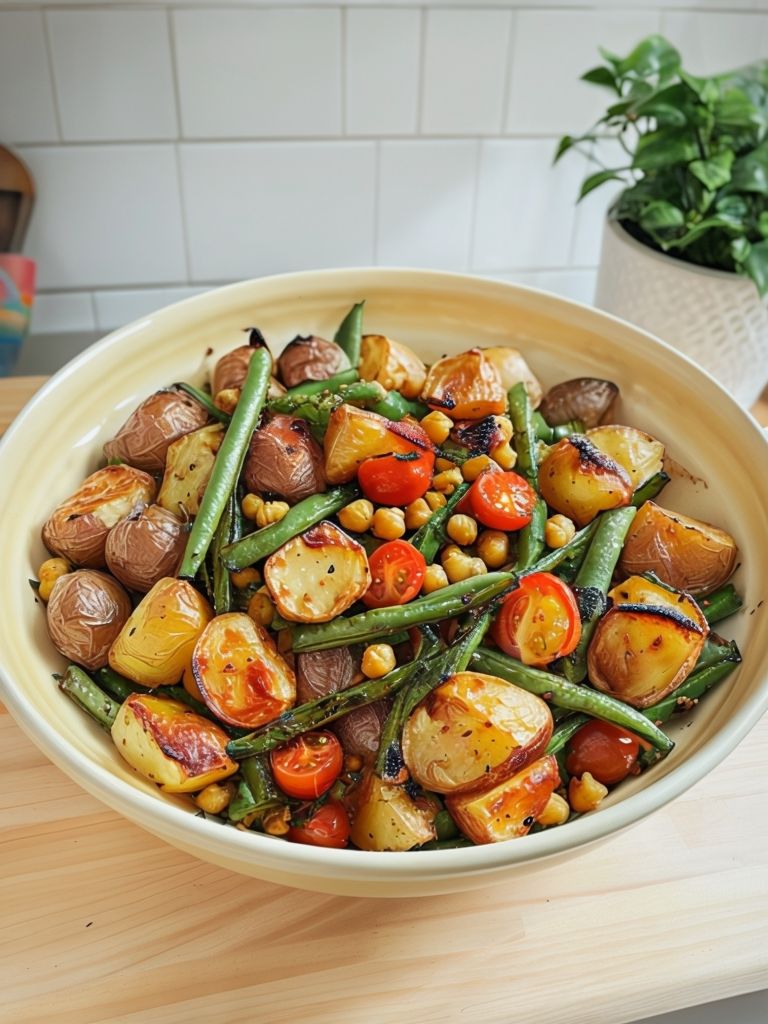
2,376,767,1024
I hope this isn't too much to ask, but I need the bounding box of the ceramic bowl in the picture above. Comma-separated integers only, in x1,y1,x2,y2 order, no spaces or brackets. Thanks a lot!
1,268,767,898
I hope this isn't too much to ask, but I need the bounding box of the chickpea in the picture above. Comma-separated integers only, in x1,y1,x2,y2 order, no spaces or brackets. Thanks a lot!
420,410,453,445
338,498,375,533
37,557,71,602
195,781,236,815
405,497,432,530
262,805,292,836
545,514,576,549
432,467,463,494
446,514,478,546
241,493,264,522
424,490,447,511
569,772,609,814
247,590,275,627
230,566,261,589
442,545,479,583
476,530,510,569
372,507,406,540
422,564,449,594
537,792,570,827
362,643,396,678
490,441,517,470
462,454,495,481
256,501,290,528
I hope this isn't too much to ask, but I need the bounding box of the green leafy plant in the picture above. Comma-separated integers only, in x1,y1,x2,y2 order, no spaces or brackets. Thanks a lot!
556,35,768,295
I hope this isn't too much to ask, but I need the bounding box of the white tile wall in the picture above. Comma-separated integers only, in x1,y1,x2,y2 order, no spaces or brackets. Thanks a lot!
2,2,762,342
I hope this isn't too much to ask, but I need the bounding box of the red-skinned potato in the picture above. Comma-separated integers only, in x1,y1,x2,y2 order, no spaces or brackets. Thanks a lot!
587,425,665,490
46,569,131,670
402,671,553,794
333,700,389,760
421,348,506,420
348,771,436,851
539,378,619,429
157,423,224,518
618,501,738,595
193,612,296,729
538,436,633,526
323,404,433,484
42,465,156,568
296,647,359,703
277,335,349,388
446,755,560,844
359,335,426,399
243,414,326,505
482,347,543,408
211,330,275,412
105,504,186,593
103,388,209,472
109,577,213,687
111,693,237,793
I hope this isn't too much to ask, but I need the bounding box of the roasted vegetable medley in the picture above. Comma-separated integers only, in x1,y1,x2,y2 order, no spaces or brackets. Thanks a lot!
37,303,743,851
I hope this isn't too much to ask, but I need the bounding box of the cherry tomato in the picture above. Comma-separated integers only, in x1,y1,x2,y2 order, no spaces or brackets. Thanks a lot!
288,799,351,849
271,731,343,800
362,540,426,609
565,720,649,785
492,571,581,667
467,470,537,531
358,449,435,506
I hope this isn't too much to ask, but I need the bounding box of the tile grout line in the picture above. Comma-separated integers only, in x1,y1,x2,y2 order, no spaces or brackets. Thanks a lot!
40,9,64,144
372,139,382,263
466,139,483,273
340,5,347,136
498,6,517,137
166,7,194,285
416,5,428,135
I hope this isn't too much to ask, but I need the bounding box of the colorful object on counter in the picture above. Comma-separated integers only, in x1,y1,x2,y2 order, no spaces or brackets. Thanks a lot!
0,254,35,376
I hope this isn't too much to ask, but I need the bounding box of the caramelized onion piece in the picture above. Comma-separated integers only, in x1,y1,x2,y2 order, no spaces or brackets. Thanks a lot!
244,414,326,505
103,389,209,472
105,504,186,593
46,569,131,670
277,335,348,389
539,378,618,428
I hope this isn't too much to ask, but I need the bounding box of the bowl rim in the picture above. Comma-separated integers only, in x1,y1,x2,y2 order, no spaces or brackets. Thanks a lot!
2,265,768,882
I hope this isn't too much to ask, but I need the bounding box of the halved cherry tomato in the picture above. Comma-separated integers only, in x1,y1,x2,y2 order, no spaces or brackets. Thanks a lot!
492,571,581,667
271,731,344,800
288,799,351,849
362,540,426,609
565,720,649,785
466,470,537,531
358,449,435,506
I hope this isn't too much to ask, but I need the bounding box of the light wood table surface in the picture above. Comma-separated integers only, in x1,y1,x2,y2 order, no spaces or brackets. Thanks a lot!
1,376,767,1024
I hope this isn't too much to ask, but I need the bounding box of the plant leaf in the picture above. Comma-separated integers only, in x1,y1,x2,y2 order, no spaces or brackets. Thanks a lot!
688,151,734,190
673,215,745,251
577,170,626,201
632,128,700,171
740,238,768,295
679,70,720,106
638,200,685,234
554,135,576,163
730,140,768,195
581,65,619,92
617,35,681,79
759,212,768,239
714,88,762,130
731,237,751,264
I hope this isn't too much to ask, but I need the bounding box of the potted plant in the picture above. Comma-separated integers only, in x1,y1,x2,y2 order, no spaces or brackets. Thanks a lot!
557,35,768,406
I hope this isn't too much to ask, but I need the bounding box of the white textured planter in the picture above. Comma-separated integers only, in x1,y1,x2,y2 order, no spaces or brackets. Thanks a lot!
595,217,768,407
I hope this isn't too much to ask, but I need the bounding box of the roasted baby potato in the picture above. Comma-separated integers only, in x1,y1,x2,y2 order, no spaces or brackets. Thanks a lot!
588,575,709,708
264,522,371,622
296,647,359,703
619,501,738,595
323,404,432,484
402,671,553,794
276,334,349,389
103,388,210,473
587,425,665,490
421,348,507,420
105,504,186,593
348,771,436,851
539,378,619,428
538,436,634,526
482,347,543,408
109,577,213,687
42,465,156,568
359,334,426,400
333,700,389,760
446,755,560,845
111,693,237,793
157,423,224,518
243,414,326,505
46,569,132,670
193,612,296,729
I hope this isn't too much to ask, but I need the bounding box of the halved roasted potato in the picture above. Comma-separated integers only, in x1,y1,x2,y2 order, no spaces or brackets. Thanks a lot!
103,388,210,473
446,755,560,844
193,612,296,729
348,771,436,851
276,334,348,389
46,569,132,670
323,404,432,484
105,504,186,593
539,378,618,428
538,436,634,526
482,347,543,408
243,414,326,505
359,335,427,400
264,522,370,623
587,425,665,490
42,465,156,568
618,501,738,595
111,693,237,793
401,671,553,794
109,577,213,687
157,423,224,518
421,348,506,420
588,575,709,708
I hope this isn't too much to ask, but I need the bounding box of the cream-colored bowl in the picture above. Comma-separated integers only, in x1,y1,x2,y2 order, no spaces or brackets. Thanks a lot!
1,269,767,897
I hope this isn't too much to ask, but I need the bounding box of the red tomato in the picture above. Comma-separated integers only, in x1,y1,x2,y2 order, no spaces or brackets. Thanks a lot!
566,720,649,785
288,799,351,849
492,572,581,667
358,449,435,506
362,540,426,608
467,470,537,530
271,732,344,800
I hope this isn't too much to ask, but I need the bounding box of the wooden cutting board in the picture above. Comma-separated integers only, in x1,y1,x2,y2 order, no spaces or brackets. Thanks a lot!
1,377,767,1024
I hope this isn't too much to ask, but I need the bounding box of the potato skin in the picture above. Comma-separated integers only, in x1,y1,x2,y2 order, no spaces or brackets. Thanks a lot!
538,436,633,527
539,378,618,429
359,335,426,400
157,423,224,517
277,335,348,388
243,414,326,505
105,505,186,593
482,347,543,408
42,465,156,568
348,771,436,851
333,700,390,760
421,348,506,420
46,569,132,670
103,389,209,473
296,647,359,703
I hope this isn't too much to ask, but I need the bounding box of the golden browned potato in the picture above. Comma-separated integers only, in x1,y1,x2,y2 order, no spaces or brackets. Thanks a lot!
539,378,619,428
402,671,553,794
105,504,186,592
46,569,132,670
276,334,349,388
157,423,224,518
323,404,432,484
446,755,560,844
103,388,209,472
538,436,634,526
587,425,665,490
421,348,507,420
42,465,156,568
482,347,543,408
109,577,213,687
264,522,370,622
619,501,738,595
193,612,296,729
348,771,436,851
243,414,326,505
111,693,237,793
359,335,427,399
588,575,709,708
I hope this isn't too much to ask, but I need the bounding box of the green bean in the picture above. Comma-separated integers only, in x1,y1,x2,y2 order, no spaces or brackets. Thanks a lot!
410,482,471,563
631,471,670,507
221,484,358,570
212,492,235,614
696,636,741,673
333,301,365,366
517,499,547,570
172,382,231,423
437,440,472,465
525,519,600,575
545,713,590,755
282,368,358,398
179,348,272,578
96,666,225,724
470,645,673,752
532,412,585,443
643,646,741,725
434,809,460,841
509,383,546,569
370,391,429,421
228,755,284,822
58,666,119,730
699,584,743,625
